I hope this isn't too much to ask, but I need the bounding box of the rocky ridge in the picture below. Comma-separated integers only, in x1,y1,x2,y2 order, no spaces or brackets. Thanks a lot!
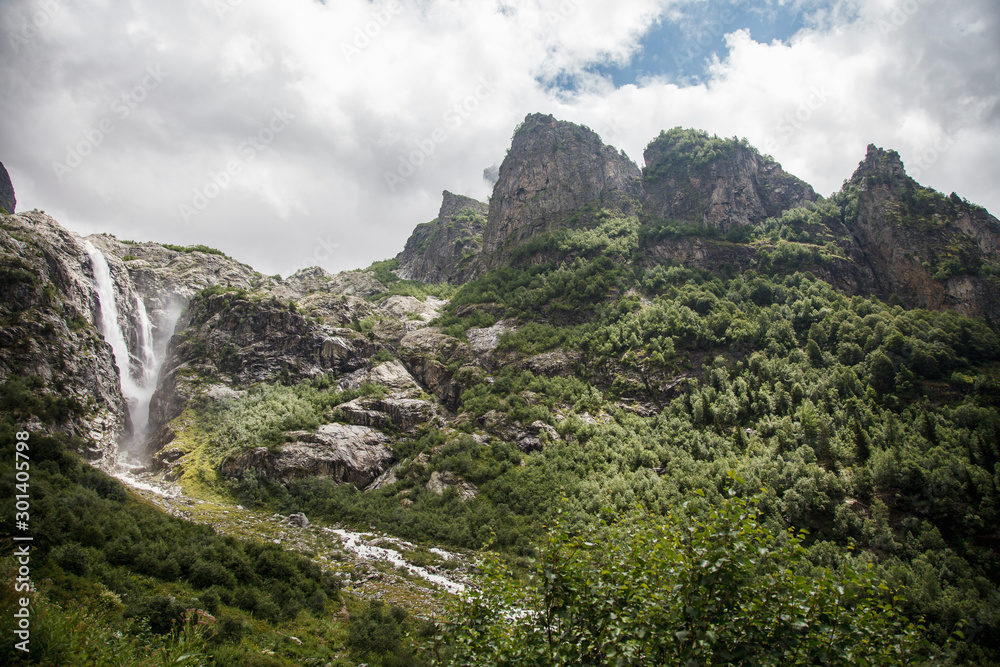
476,112,642,271
395,115,998,322
0,161,14,215
843,145,1000,323
395,190,488,284
640,128,819,233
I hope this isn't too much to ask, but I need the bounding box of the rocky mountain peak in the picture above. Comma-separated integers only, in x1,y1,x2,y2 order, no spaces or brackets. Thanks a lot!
842,144,1000,323
395,190,488,284
641,128,818,234
477,113,642,270
849,144,911,192
439,190,487,220
0,161,15,215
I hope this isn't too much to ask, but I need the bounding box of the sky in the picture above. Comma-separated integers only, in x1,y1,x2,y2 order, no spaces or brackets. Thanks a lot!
1,0,997,277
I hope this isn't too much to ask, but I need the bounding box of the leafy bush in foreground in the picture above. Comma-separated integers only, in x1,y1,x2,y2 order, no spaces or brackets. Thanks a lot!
440,484,948,666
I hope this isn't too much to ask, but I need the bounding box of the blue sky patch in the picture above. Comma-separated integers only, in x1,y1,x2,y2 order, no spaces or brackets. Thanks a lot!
590,1,811,87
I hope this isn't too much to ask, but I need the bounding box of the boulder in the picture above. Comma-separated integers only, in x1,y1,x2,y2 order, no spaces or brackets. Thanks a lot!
425,470,478,501
219,423,394,489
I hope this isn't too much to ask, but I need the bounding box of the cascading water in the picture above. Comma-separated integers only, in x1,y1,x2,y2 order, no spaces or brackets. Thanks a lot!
84,241,158,447
135,294,157,383
130,293,161,442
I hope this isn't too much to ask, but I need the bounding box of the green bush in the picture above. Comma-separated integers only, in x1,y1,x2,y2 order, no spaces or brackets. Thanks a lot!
441,485,939,666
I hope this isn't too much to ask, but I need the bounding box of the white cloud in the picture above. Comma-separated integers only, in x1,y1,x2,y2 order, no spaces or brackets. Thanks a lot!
0,0,996,276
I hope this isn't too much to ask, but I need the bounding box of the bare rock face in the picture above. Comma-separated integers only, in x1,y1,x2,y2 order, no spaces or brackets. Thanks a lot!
398,329,476,409
0,212,130,457
425,470,477,501
339,396,440,432
843,145,1000,324
477,113,642,272
269,267,336,301
295,292,375,329
465,319,516,369
337,362,440,431
172,292,376,385
396,191,488,284
324,270,388,298
640,235,761,273
90,234,261,353
145,291,378,450
219,423,394,488
339,360,422,395
641,128,818,234
378,295,447,324
0,162,15,214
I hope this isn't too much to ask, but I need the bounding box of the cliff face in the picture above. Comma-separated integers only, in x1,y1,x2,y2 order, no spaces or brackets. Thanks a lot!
843,145,1000,323
0,209,274,461
0,212,130,458
395,191,488,284
641,129,818,234
5,115,1000,492
89,234,261,342
477,113,642,272
146,291,378,449
0,162,14,215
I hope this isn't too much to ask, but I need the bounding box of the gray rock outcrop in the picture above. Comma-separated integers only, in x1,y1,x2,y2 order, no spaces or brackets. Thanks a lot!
219,423,394,488
641,129,818,234
842,145,1000,323
477,113,642,272
0,162,15,215
396,191,488,284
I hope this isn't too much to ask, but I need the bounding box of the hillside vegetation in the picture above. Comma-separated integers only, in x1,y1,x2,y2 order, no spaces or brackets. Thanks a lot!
3,119,1000,665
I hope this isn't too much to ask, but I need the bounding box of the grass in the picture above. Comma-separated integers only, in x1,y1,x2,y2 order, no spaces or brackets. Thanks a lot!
162,409,231,504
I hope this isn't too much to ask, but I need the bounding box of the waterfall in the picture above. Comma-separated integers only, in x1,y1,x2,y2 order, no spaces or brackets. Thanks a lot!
84,241,157,446
135,295,157,384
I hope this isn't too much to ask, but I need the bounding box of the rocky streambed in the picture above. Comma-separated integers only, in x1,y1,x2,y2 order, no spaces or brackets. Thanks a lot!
113,465,474,617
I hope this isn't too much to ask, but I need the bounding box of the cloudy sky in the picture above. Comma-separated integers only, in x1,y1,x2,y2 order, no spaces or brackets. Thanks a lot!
1,0,997,277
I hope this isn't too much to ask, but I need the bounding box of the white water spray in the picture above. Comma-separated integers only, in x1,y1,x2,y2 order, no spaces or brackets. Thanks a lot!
135,295,157,383
84,241,158,446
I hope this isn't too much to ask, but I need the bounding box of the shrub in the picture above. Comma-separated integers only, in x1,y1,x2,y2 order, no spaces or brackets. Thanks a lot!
441,485,936,665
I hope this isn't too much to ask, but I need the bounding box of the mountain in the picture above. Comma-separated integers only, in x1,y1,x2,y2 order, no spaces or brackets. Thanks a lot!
0,161,14,214
397,114,1000,324
394,190,487,284
2,114,1000,664
475,112,642,272
843,145,1000,322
